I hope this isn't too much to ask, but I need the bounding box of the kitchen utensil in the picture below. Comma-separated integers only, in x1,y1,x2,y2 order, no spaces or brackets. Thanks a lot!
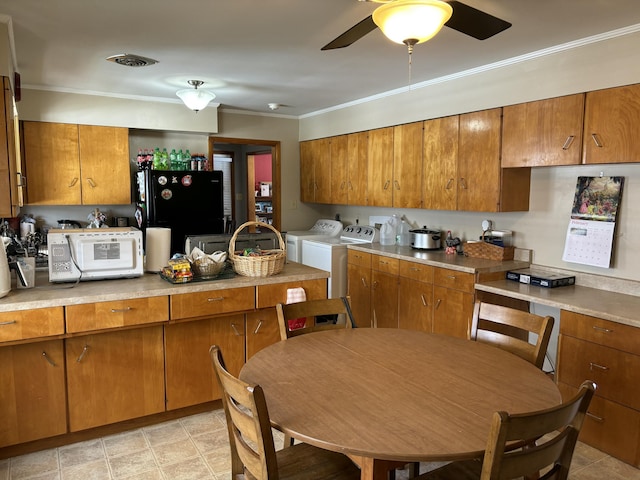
410,227,441,250
57,219,82,229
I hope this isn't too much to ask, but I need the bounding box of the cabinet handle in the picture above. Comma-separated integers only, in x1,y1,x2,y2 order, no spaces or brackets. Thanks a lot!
383,180,390,190
410,267,420,272
589,362,609,372
592,325,613,334
447,274,456,280
361,277,368,288
394,180,400,190
435,298,442,309
207,297,225,302
231,323,242,336
372,280,379,290
68,177,78,188
420,294,428,307
586,412,604,423
87,177,97,188
459,178,467,189
347,181,353,191
340,181,346,190
0,320,17,326
76,345,90,363
445,178,454,190
561,135,575,150
253,320,263,334
42,351,57,367
110,307,132,313
591,133,603,148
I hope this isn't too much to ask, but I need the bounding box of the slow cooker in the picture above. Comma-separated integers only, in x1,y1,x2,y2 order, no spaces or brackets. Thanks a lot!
410,227,441,250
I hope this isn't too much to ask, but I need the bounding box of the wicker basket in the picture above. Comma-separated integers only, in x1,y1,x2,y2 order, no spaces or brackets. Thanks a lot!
463,238,514,261
229,221,286,277
192,258,226,278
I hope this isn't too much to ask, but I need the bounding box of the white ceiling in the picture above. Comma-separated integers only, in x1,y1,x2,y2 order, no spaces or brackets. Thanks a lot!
2,0,640,117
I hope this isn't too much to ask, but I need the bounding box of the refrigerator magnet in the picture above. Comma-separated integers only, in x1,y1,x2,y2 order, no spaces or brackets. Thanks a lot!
161,188,173,200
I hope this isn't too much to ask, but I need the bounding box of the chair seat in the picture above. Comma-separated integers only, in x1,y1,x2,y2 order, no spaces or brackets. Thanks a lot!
276,442,361,479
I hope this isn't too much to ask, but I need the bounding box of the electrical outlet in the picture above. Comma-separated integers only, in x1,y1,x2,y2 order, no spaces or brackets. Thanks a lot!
289,200,297,209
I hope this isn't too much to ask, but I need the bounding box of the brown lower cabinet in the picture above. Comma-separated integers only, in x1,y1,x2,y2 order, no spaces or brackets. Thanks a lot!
557,310,640,466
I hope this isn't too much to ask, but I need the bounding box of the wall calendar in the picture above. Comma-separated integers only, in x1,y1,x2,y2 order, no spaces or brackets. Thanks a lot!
562,176,624,268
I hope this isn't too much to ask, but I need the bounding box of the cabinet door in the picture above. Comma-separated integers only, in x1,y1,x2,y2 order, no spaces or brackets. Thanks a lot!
367,127,394,207
23,121,81,205
66,326,165,431
583,84,640,164
393,122,423,208
1,77,21,218
502,94,585,167
0,340,67,447
457,108,502,212
347,131,368,205
398,277,433,332
79,125,131,205
164,314,245,410
347,264,371,328
433,286,474,339
246,308,280,360
330,135,349,205
313,137,332,203
300,140,315,203
372,270,398,328
423,115,458,210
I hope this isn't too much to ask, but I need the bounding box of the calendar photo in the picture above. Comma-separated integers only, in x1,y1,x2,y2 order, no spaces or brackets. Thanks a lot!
570,176,624,222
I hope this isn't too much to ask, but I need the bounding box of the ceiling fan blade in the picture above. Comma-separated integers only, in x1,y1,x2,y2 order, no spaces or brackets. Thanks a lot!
321,15,378,50
446,1,511,40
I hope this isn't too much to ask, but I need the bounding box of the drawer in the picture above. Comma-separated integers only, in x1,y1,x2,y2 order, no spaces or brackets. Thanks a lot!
348,250,371,268
256,279,327,309
0,307,65,342
171,287,255,319
557,334,640,411
558,382,640,466
561,310,640,356
373,255,399,275
66,297,169,333
433,267,475,293
399,260,433,283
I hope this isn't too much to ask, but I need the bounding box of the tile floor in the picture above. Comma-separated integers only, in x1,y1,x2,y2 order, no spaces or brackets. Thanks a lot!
0,407,638,480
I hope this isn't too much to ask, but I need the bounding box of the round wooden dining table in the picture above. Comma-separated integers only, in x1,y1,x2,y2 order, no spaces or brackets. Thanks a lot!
240,328,561,480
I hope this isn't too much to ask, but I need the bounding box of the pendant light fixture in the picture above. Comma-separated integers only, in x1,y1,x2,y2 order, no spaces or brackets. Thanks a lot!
372,0,453,53
176,80,216,112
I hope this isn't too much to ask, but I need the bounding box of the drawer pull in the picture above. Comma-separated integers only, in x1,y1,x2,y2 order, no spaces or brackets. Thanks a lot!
42,351,57,367
361,277,368,288
586,412,604,423
592,325,613,334
410,267,420,272
435,298,442,310
420,294,428,307
0,320,17,326
76,345,90,363
589,362,609,372
562,135,575,150
446,275,456,280
253,320,263,334
110,307,132,313
207,297,225,302
231,323,242,336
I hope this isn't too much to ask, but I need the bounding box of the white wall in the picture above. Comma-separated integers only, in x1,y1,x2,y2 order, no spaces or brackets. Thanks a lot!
300,29,640,283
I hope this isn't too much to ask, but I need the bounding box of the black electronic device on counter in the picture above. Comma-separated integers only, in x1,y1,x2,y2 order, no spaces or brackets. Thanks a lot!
136,170,225,255
506,268,575,288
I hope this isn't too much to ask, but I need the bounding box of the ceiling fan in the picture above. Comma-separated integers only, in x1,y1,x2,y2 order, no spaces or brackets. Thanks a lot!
322,0,512,50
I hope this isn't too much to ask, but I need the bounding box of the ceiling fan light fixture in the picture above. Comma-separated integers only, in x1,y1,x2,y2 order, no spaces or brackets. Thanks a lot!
372,0,453,46
176,80,216,112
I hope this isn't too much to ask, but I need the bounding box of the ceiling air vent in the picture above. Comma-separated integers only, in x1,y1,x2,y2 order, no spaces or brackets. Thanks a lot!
106,54,158,67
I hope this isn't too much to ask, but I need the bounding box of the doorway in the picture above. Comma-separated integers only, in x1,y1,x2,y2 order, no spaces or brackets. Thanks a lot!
208,137,281,233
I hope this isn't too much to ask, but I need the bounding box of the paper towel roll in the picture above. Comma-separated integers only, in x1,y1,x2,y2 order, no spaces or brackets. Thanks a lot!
145,227,171,272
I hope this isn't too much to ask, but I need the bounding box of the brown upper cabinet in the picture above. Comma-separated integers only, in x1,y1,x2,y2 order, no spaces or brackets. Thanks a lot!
502,94,585,167
0,77,21,218
22,121,131,205
346,131,368,205
299,137,330,204
366,126,394,207
583,83,640,164
392,122,423,209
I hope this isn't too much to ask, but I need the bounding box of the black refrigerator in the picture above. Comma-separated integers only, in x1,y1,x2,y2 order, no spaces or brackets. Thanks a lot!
136,170,225,254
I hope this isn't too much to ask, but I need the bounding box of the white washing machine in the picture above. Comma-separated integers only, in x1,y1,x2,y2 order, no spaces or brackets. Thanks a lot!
301,225,379,299
285,219,343,263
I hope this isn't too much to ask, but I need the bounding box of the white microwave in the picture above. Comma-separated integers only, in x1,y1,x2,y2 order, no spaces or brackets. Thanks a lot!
48,228,144,282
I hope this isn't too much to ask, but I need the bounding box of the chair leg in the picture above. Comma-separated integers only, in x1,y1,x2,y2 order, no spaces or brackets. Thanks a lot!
283,433,294,448
407,462,420,477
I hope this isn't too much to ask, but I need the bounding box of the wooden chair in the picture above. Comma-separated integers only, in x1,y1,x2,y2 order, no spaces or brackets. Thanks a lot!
414,380,596,480
470,301,555,370
209,345,361,480
276,296,356,341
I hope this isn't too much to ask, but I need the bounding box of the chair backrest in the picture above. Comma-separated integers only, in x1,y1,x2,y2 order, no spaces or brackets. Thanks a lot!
470,301,554,369
480,380,596,480
209,345,278,480
276,296,355,341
